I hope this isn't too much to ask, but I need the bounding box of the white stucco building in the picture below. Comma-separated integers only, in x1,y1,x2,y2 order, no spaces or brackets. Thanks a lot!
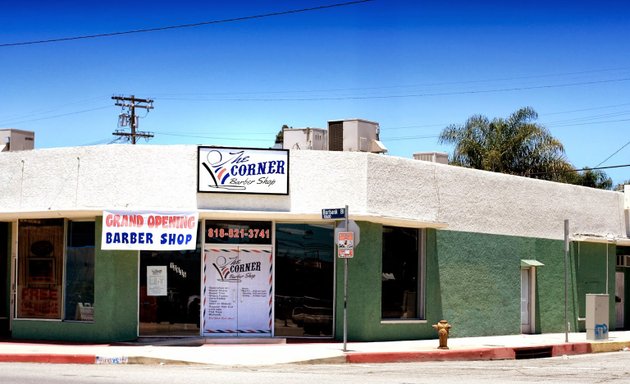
0,144,628,342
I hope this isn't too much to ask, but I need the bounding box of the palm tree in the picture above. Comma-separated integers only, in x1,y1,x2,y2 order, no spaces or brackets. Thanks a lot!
439,107,575,182
572,168,613,189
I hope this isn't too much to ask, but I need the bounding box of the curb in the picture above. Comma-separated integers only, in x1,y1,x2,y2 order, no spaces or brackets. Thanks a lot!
0,340,628,365
0,353,96,364
125,356,203,365
551,342,590,356
589,340,630,353
346,347,516,364
345,342,594,364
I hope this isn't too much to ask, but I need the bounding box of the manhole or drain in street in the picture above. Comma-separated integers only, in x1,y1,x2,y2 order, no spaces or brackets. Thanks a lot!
513,346,553,359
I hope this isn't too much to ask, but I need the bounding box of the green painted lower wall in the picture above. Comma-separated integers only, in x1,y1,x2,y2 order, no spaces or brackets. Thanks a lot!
574,242,617,331
435,230,582,337
8,218,619,342
335,222,437,341
12,219,139,342
335,223,616,341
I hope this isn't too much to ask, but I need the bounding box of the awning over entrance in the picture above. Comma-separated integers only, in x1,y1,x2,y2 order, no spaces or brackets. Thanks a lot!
521,259,544,267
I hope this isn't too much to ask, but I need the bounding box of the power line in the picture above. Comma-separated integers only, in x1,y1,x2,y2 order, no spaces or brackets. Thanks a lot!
530,164,630,176
0,106,111,126
547,118,630,128
595,139,630,168
385,134,440,141
155,131,272,142
0,0,374,47
0,95,109,123
546,110,630,125
541,102,630,116
152,66,630,98
158,77,630,101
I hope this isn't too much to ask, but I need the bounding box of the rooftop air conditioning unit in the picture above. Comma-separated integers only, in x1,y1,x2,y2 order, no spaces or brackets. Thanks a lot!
413,152,448,164
0,129,35,152
327,119,387,154
282,127,328,150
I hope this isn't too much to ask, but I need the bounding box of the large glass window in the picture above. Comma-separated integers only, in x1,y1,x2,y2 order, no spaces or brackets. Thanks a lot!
381,226,424,320
17,219,95,321
17,219,64,319
64,221,95,321
275,224,334,337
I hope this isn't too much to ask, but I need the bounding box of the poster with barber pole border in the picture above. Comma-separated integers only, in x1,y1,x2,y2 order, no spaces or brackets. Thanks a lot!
202,245,273,336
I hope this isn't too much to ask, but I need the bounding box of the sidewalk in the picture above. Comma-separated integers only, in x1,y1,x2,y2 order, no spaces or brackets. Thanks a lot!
0,331,629,366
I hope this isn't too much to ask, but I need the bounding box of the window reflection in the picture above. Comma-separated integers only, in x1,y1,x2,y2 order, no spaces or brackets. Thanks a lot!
382,226,422,319
274,224,334,337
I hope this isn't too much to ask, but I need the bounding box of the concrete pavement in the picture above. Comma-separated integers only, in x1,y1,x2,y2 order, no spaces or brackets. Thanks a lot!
0,331,629,366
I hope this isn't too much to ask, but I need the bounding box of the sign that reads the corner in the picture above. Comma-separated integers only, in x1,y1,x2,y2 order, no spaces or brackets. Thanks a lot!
102,210,199,251
198,146,289,195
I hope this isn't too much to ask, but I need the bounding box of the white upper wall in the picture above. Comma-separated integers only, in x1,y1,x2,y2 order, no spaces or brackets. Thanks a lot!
0,144,625,241
366,155,626,240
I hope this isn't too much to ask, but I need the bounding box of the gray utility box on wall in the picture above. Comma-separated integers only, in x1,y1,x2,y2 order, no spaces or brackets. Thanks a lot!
586,294,609,341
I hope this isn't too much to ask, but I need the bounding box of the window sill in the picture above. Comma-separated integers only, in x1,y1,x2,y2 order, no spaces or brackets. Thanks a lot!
14,318,62,322
380,319,427,325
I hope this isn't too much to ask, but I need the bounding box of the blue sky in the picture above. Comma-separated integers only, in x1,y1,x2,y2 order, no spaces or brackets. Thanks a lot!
1,0,629,186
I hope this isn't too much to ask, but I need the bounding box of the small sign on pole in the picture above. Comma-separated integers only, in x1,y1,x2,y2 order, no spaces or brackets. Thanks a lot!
337,231,354,258
322,208,346,220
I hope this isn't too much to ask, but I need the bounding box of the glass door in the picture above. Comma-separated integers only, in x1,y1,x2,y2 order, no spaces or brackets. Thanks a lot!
202,245,273,336
274,224,334,337
139,249,201,336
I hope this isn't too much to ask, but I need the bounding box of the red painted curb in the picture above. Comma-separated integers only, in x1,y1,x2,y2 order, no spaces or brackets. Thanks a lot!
0,354,96,364
346,347,515,364
551,343,591,356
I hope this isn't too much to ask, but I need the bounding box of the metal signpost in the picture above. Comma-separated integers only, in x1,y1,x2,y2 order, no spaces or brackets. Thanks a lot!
564,219,569,343
323,205,352,352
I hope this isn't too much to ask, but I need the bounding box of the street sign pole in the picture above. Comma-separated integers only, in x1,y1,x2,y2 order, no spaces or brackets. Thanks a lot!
322,206,353,352
343,204,349,352
564,219,569,343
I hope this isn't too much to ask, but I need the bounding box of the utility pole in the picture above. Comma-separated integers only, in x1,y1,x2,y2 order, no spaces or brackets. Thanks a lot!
112,95,154,144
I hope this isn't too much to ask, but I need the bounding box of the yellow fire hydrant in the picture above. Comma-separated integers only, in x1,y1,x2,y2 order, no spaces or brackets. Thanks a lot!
432,319,452,349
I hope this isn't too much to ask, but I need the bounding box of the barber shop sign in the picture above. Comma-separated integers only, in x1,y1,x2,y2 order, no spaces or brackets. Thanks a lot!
197,146,289,195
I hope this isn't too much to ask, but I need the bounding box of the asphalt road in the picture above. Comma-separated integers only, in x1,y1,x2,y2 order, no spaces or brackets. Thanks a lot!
1,351,629,384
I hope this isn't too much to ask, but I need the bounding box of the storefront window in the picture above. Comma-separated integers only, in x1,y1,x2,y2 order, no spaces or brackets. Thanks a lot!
139,226,202,336
17,219,64,319
17,219,96,321
64,221,95,321
381,226,424,320
274,224,334,337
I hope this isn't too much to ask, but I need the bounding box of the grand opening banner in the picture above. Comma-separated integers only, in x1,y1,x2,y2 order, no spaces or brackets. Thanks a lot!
102,210,199,250
197,146,289,195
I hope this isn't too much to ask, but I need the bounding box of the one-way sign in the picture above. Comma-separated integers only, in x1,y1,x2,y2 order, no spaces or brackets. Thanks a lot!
322,207,346,220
